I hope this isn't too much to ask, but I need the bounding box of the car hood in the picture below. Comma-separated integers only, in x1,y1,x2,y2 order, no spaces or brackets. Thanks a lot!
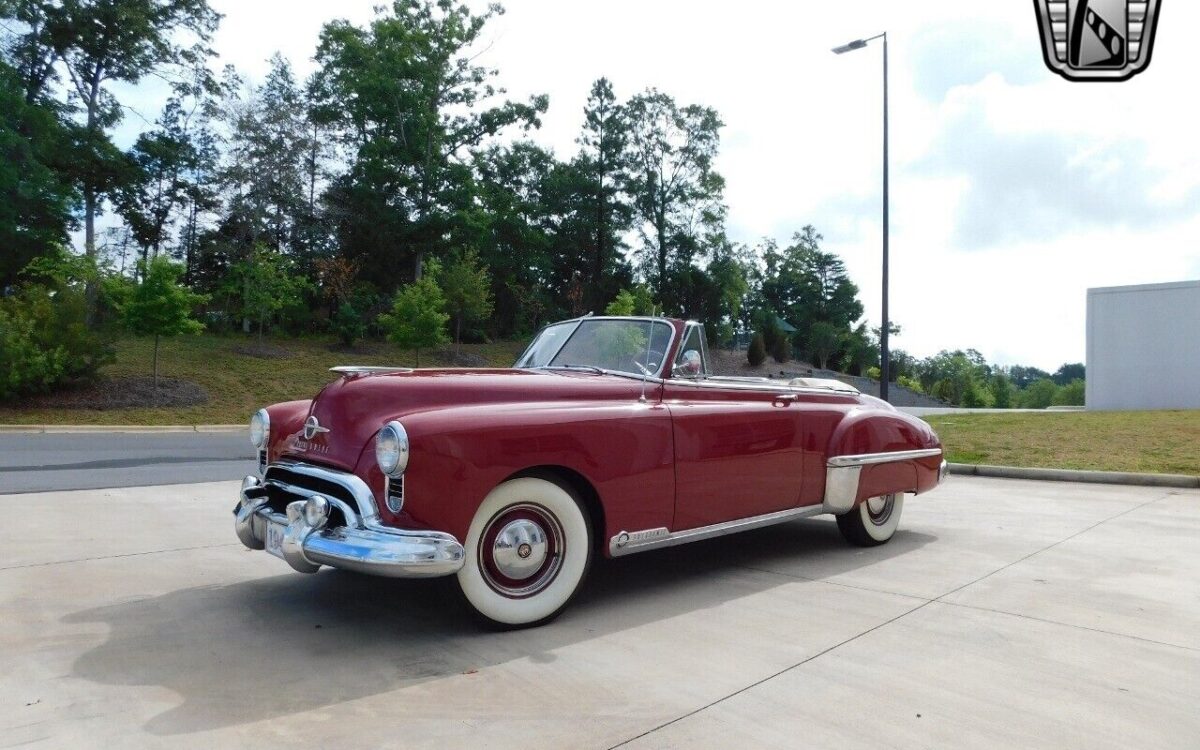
279,368,638,471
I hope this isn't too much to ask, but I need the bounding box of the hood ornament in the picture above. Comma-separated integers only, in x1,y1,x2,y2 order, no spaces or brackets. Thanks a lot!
303,416,331,440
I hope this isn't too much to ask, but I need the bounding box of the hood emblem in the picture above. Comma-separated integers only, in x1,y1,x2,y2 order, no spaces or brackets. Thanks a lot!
303,416,331,440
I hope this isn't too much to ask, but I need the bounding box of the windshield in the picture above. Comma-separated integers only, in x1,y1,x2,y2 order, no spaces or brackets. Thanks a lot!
515,319,675,376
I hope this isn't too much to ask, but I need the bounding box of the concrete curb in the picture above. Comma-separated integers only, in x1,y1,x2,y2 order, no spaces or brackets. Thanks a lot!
949,463,1200,489
0,424,243,434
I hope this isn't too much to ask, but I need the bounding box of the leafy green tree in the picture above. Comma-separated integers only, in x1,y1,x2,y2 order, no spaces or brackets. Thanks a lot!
747,332,766,367
624,88,725,306
440,248,493,348
120,255,205,386
574,77,633,309
1053,363,1086,386
313,0,547,281
770,335,790,364
1053,378,1085,406
11,0,219,268
0,61,76,287
1008,364,1052,389
1018,378,1060,409
990,372,1014,408
604,284,657,316
839,324,879,376
228,247,310,344
380,260,449,366
807,321,840,369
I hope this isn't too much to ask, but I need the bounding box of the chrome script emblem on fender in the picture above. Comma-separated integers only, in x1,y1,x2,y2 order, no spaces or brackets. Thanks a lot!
613,528,670,548
303,416,331,440
1034,0,1162,81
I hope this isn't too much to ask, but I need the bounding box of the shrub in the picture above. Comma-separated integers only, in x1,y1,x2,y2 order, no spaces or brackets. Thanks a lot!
1053,378,1085,406
770,335,790,363
380,260,450,366
747,333,767,366
333,299,368,347
897,375,924,394
0,271,115,400
1018,378,1060,409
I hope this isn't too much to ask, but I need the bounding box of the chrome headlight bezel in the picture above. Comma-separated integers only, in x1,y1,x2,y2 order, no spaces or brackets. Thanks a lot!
250,408,270,449
375,421,409,477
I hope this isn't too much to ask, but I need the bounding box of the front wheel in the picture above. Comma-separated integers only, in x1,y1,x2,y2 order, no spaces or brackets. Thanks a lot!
457,477,592,628
836,493,904,547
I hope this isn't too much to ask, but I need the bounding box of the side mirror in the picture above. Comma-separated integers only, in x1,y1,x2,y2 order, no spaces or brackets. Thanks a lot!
674,349,703,378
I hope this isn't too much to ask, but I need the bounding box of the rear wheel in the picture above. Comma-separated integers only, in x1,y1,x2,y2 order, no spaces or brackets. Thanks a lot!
457,477,592,628
836,493,903,547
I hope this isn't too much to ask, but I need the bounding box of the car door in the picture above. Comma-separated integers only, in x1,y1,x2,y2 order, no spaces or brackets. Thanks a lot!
662,325,807,531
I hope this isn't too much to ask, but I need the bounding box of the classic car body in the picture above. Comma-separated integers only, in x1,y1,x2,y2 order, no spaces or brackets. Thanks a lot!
234,316,946,626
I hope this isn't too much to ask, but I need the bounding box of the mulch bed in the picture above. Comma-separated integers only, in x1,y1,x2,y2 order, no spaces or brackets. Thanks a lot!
22,377,209,410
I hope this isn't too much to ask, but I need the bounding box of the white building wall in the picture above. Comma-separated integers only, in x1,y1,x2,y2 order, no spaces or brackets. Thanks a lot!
1086,280,1200,411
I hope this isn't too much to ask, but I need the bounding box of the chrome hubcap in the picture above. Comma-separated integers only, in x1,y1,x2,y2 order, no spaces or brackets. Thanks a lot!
866,494,895,526
491,518,549,580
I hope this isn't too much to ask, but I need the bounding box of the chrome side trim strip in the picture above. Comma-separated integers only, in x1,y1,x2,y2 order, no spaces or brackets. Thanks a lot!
826,448,943,467
609,504,827,557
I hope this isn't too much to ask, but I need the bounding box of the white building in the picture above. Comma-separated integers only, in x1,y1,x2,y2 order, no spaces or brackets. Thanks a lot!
1086,280,1200,411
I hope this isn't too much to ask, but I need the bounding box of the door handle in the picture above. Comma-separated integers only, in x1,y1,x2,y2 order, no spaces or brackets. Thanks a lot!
774,393,798,403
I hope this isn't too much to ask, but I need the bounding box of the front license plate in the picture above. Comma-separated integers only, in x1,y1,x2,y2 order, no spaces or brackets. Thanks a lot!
265,519,287,560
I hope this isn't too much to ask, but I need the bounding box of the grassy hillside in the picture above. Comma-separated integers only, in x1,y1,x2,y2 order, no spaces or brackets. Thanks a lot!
0,334,529,425
926,411,1200,475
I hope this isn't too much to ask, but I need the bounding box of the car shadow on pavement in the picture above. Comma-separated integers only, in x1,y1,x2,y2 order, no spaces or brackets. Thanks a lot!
64,516,934,736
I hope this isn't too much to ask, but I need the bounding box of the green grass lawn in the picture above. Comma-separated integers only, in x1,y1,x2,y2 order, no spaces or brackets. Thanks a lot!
0,333,529,426
926,411,1200,476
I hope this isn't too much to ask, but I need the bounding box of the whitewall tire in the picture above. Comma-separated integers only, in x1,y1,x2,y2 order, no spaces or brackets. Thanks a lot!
836,493,904,547
457,477,592,628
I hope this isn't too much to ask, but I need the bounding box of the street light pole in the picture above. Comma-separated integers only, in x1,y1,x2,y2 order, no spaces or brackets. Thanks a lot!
833,32,890,402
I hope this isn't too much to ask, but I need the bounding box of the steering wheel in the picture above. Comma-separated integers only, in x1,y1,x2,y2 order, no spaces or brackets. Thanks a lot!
632,349,665,376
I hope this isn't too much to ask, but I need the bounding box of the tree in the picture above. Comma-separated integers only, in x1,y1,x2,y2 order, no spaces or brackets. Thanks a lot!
228,247,309,344
605,284,657,316
747,332,766,367
440,248,493,348
624,89,725,306
380,260,449,366
1053,363,1086,386
0,60,77,287
990,372,1014,408
1053,379,1085,406
573,77,632,309
1008,364,1052,389
807,321,840,370
1019,378,1060,409
29,0,219,273
840,324,879,376
770,335,790,364
313,0,547,281
120,255,205,386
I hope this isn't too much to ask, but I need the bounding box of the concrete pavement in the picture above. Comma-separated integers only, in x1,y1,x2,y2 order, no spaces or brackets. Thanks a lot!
1,477,1197,749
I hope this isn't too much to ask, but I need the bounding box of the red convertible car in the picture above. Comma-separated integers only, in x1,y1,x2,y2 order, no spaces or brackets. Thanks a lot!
234,316,946,627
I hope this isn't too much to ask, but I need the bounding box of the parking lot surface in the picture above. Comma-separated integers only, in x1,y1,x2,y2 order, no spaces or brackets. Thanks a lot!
1,476,1197,749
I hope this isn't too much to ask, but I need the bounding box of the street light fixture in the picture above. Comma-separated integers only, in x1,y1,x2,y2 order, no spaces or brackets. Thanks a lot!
833,32,890,403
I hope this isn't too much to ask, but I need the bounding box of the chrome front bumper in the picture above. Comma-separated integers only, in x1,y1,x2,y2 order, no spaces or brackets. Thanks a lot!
234,472,465,578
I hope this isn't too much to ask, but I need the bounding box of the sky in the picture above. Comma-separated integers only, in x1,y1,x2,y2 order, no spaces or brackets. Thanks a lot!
111,0,1200,372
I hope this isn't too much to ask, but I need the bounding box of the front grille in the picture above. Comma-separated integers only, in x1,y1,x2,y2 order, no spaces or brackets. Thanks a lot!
263,464,359,528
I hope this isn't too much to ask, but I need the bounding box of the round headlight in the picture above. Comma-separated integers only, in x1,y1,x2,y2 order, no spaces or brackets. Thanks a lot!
375,421,409,477
249,408,270,449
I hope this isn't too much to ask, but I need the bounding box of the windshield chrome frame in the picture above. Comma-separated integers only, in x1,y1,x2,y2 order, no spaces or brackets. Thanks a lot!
515,316,678,379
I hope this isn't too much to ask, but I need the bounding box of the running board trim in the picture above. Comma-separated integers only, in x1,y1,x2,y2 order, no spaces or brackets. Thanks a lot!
608,504,827,557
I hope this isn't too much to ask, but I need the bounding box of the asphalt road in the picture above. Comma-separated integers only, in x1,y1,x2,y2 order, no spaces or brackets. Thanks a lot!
1,476,1197,749
0,432,256,494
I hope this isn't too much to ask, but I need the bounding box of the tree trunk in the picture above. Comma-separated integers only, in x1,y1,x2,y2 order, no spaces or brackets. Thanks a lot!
455,315,461,353
153,335,160,389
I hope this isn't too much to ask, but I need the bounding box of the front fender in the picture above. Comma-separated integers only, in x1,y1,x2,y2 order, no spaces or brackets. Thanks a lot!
358,401,676,547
